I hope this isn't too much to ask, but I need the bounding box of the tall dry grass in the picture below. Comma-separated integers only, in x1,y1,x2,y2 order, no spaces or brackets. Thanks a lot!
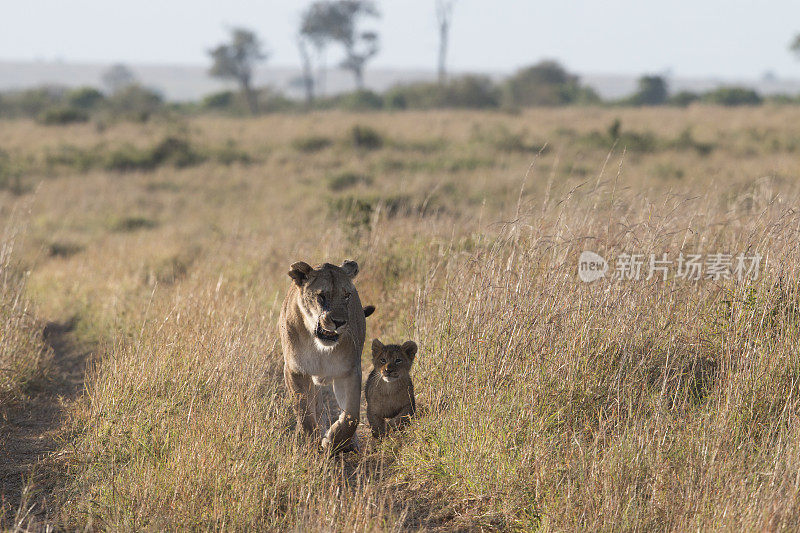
1,108,800,529
0,223,50,409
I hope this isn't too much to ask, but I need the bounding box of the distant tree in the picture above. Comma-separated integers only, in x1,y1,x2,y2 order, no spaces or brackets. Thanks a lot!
102,64,136,94
297,35,316,105
300,1,380,90
67,87,105,109
435,0,456,84
208,28,267,114
791,34,800,59
630,75,668,105
340,28,379,90
301,2,338,97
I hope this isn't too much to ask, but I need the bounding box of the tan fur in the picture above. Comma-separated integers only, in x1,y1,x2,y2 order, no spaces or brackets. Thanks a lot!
365,339,417,438
279,260,366,453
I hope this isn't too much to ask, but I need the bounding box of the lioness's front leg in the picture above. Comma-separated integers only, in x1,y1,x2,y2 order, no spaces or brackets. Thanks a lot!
284,364,319,436
323,373,361,452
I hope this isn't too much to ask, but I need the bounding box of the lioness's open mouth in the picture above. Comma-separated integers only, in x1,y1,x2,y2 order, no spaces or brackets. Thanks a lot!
315,323,340,343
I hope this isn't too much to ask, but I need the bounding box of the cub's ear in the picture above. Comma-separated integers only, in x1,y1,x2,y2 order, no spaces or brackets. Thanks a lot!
341,259,359,278
402,340,418,360
288,261,313,286
363,305,375,318
371,338,384,355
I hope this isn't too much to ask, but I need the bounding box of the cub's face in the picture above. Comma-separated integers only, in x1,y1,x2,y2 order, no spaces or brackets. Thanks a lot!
288,260,359,348
371,339,417,383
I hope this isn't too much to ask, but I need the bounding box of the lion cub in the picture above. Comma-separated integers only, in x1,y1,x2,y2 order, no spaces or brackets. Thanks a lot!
365,339,417,438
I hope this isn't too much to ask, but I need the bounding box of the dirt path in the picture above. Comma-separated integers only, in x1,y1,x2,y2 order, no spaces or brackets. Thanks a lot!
0,320,89,526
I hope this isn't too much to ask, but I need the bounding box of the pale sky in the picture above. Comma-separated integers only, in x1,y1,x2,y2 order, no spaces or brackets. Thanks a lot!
2,0,799,78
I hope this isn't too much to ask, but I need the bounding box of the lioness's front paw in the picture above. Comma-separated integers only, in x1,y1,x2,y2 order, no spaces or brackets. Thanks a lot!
321,435,359,455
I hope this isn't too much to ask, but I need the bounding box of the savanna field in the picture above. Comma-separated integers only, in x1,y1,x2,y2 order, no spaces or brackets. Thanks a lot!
2,106,800,530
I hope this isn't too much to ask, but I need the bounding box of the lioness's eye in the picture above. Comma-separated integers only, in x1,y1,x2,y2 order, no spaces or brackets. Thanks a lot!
317,294,326,305
395,358,402,364
345,293,351,301
379,358,386,364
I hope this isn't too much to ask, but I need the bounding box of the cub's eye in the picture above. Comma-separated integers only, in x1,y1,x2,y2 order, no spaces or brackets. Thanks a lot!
317,294,326,306
379,358,386,364
395,358,403,364
345,293,351,301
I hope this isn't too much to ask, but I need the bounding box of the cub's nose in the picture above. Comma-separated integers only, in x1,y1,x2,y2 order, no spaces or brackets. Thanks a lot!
333,318,346,329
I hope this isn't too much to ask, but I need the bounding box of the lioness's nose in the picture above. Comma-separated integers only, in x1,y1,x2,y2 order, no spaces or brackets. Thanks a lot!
333,318,346,329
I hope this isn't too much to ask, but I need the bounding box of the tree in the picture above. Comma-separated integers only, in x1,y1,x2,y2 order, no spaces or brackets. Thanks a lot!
435,0,456,84
300,1,380,90
208,28,267,114
630,75,668,106
791,34,800,60
300,2,339,97
297,35,316,106
102,64,136,94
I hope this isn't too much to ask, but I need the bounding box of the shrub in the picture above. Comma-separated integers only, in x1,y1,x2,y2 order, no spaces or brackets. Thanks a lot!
150,136,204,168
502,61,595,107
703,87,763,106
19,87,65,117
48,241,84,258
670,91,700,107
335,90,384,111
111,216,158,232
104,145,155,171
292,135,333,153
201,91,236,110
67,87,105,110
384,90,408,109
349,125,384,150
385,76,500,109
214,140,253,165
765,94,800,105
105,136,205,172
257,90,299,113
44,145,98,172
38,106,89,125
439,76,500,108
327,171,373,191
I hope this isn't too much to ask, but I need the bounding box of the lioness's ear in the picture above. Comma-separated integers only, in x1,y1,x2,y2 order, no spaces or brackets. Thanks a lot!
371,338,384,355
341,260,359,278
402,341,418,360
288,261,313,286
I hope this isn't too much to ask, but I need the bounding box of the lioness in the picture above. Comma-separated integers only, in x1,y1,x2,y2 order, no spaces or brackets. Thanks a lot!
279,260,366,452
365,339,417,438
